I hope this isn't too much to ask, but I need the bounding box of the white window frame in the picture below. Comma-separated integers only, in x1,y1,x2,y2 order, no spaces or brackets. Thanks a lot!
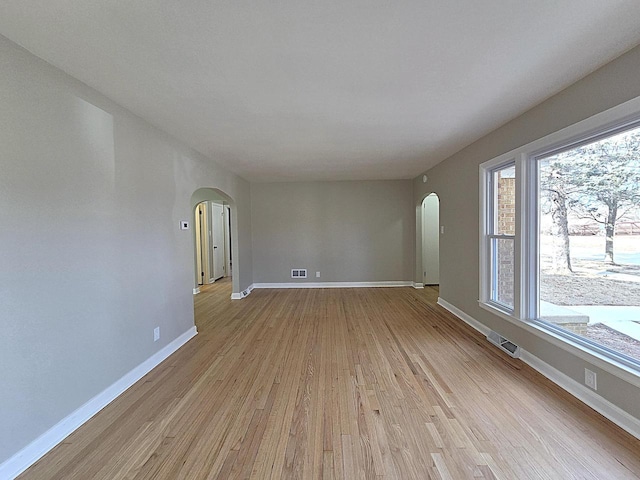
480,160,518,315
479,95,640,387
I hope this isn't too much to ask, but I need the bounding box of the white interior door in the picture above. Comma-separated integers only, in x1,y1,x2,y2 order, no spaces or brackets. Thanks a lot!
211,203,225,280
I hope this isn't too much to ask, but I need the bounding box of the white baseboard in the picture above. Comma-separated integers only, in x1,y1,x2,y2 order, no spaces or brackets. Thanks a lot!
437,297,490,336
519,351,640,439
413,282,424,289
436,297,640,440
231,284,255,300
0,326,198,480
193,287,200,295
252,281,413,289
233,281,412,297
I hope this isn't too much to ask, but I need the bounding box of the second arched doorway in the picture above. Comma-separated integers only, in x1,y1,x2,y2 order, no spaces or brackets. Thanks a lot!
421,193,440,286
191,187,239,297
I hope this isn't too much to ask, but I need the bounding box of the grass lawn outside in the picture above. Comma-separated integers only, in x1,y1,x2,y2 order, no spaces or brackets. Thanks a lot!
540,234,640,362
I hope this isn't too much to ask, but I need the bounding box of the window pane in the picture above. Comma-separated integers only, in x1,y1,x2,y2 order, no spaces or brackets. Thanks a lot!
494,165,516,235
491,237,514,309
538,125,640,364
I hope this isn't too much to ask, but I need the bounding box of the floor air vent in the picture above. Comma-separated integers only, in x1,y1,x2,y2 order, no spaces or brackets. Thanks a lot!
487,331,521,358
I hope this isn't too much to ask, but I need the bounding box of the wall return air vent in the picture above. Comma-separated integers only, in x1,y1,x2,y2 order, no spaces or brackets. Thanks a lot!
487,331,521,358
291,269,307,279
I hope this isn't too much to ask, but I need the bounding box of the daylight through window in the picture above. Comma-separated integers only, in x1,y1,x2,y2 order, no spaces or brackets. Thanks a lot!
488,164,516,311
480,109,640,374
537,126,640,363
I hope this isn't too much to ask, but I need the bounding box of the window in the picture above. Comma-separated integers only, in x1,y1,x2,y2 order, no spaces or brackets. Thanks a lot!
480,96,640,380
536,126,640,364
486,163,516,311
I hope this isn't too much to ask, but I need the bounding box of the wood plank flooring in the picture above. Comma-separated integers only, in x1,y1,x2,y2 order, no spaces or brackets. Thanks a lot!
19,282,640,479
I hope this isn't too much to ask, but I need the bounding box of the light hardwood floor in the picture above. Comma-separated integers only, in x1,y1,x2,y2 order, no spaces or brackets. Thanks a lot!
19,282,640,479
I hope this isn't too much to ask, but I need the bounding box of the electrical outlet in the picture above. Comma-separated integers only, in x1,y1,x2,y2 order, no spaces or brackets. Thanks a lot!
316,271,320,278
154,327,160,342
440,225,445,234
584,368,597,390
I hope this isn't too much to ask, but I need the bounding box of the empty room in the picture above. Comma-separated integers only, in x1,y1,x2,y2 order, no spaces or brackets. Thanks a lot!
2,2,640,479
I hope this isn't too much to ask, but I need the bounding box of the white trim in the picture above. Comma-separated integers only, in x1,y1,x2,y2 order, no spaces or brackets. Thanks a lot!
224,206,232,279
478,301,640,388
252,281,414,289
479,162,488,305
480,160,517,313
479,95,640,311
521,151,539,320
438,298,490,336
478,96,640,180
193,287,200,295
0,326,198,480
439,298,640,440
230,284,255,300
520,351,640,440
413,282,425,289
478,94,640,387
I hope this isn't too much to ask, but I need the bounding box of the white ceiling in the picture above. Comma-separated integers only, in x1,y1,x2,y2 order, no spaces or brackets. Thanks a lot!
1,1,640,182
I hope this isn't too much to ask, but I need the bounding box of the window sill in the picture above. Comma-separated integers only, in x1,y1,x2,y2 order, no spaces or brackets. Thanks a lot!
478,301,640,389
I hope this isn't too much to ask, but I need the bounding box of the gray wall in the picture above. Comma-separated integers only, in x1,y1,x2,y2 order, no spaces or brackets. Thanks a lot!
0,36,252,464
251,181,414,284
414,45,640,421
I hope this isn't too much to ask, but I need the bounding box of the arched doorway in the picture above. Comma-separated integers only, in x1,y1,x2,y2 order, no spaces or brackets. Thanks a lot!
194,201,228,286
190,188,239,298
421,193,440,286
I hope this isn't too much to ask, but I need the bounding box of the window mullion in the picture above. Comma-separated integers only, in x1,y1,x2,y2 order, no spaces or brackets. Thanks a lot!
524,153,539,321
514,153,527,320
